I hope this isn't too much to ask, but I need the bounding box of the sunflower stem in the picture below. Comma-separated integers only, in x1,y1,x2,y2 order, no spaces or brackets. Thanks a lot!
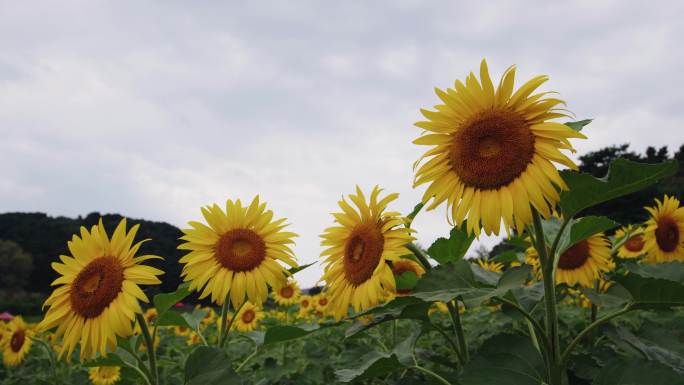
407,242,432,271
447,300,469,362
217,293,231,347
220,301,245,348
531,208,562,385
282,309,289,364
410,365,453,385
430,322,464,365
136,313,158,385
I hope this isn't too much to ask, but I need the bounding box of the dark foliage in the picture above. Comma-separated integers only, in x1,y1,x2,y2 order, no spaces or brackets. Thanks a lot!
0,212,184,296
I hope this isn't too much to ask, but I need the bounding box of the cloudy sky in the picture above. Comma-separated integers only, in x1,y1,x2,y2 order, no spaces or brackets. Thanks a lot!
1,0,683,287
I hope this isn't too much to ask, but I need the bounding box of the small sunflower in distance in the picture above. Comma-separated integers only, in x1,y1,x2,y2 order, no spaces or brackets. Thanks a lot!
274,279,301,306
179,196,298,308
413,59,586,236
321,186,415,319
476,259,504,273
3,316,33,366
298,295,313,316
391,259,425,295
527,233,612,287
615,225,647,259
89,366,121,385
38,219,163,361
643,195,684,263
234,302,264,332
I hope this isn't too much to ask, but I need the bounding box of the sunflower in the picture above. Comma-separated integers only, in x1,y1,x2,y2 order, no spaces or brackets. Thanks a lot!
173,326,191,337
476,259,504,273
274,279,301,306
186,332,202,346
88,366,121,385
233,302,264,333
615,225,647,259
413,59,586,236
526,233,612,287
143,308,158,324
313,293,329,313
179,196,298,308
643,195,684,263
391,259,425,295
297,295,313,318
38,219,164,361
0,322,6,349
2,316,32,366
200,307,217,327
320,186,415,319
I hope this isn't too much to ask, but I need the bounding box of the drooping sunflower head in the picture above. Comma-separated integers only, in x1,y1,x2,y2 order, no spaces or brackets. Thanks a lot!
274,279,301,306
413,59,586,236
527,233,613,287
38,218,164,361
615,225,647,259
179,196,298,308
320,186,416,319
644,195,684,263
476,259,504,273
2,316,33,366
88,366,121,385
391,259,425,295
234,302,264,333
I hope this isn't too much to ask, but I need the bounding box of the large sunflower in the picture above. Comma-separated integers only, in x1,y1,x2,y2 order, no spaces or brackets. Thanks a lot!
413,59,586,236
3,316,32,366
643,195,684,263
615,225,646,259
320,186,415,319
88,366,121,385
38,219,164,361
179,196,297,308
526,233,612,287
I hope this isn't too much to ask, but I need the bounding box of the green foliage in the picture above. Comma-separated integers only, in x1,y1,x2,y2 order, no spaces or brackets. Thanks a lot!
0,239,34,289
184,346,241,385
427,224,474,265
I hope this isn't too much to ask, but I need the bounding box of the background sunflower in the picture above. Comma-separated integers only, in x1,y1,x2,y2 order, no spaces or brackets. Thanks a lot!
643,195,684,263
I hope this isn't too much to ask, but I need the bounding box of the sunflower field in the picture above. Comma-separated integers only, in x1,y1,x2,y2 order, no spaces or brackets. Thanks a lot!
2,60,684,385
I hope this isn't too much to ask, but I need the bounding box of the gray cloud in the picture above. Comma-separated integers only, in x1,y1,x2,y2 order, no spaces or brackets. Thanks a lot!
1,0,683,286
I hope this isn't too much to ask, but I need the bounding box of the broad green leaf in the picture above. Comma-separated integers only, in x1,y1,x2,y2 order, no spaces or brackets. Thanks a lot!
459,334,546,385
83,352,127,367
345,296,429,338
593,358,684,385
613,273,684,309
603,326,684,373
471,263,500,286
504,282,545,314
491,250,524,264
627,262,684,283
555,216,619,256
565,119,592,131
395,271,419,291
156,310,191,328
184,346,241,385
183,309,208,330
559,159,678,219
288,262,316,275
336,330,422,382
263,324,321,345
153,282,190,317
580,284,631,309
427,224,475,264
410,262,529,308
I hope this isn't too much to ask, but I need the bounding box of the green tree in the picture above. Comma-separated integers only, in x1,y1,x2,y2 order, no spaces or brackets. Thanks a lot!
0,239,34,291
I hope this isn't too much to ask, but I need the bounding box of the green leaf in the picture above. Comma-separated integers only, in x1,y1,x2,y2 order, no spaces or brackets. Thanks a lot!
471,263,500,286
183,308,208,330
345,296,429,338
83,352,127,367
263,324,321,345
613,273,684,309
555,216,619,256
593,358,684,384
603,326,684,373
410,262,530,308
152,282,190,317
459,333,546,385
336,329,422,382
427,224,475,265
559,159,678,219
490,250,524,264
288,262,316,275
627,262,684,283
156,310,191,328
564,119,592,132
395,271,419,291
184,346,241,385
407,202,425,225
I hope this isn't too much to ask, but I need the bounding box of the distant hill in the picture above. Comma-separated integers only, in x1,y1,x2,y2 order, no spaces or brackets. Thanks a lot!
0,212,184,295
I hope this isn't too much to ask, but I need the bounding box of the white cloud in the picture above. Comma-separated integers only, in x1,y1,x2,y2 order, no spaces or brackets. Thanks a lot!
1,0,683,287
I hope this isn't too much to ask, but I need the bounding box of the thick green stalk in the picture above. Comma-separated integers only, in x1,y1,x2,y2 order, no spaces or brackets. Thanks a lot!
531,209,562,385
136,314,158,385
217,294,231,347
220,301,245,348
411,365,453,385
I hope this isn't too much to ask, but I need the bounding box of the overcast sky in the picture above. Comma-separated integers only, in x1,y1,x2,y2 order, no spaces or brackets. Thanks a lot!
1,1,683,287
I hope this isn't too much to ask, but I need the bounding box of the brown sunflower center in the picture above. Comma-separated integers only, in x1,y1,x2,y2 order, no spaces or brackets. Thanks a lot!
655,218,680,253
624,235,645,252
301,299,310,308
449,109,535,190
280,286,294,298
216,229,266,272
318,298,328,307
241,309,256,323
392,261,418,275
70,256,124,318
10,329,25,352
343,223,385,286
558,240,590,270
